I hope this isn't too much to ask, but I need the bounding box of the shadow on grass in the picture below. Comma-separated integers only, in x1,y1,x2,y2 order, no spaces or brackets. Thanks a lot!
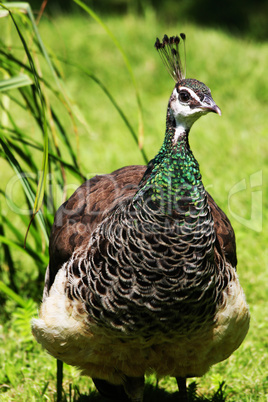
71,381,226,402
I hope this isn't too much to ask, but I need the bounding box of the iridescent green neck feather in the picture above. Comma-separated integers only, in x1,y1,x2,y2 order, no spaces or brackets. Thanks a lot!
135,107,203,214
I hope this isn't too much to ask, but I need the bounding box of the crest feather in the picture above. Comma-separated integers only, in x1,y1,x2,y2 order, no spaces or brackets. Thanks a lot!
155,33,186,82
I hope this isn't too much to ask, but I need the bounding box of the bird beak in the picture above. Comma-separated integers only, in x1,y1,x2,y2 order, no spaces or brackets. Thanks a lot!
201,95,222,116
209,104,222,116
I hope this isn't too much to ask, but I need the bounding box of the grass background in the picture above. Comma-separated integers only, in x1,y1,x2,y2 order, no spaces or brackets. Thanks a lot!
0,3,268,401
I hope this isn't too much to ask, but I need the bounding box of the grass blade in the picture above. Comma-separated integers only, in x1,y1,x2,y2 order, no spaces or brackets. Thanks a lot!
0,279,28,308
1,3,48,234
0,73,33,91
73,0,145,149
0,235,48,265
0,207,18,292
0,134,49,243
59,57,149,163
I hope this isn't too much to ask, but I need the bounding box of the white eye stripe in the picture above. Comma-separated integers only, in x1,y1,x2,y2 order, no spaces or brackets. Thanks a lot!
179,86,201,103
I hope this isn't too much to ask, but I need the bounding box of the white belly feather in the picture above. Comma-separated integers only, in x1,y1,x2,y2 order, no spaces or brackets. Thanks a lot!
32,266,250,384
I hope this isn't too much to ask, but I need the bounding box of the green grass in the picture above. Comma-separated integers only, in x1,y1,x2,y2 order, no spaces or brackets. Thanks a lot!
0,5,268,402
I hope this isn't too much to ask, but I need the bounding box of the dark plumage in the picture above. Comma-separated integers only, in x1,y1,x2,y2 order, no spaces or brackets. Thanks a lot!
32,34,249,402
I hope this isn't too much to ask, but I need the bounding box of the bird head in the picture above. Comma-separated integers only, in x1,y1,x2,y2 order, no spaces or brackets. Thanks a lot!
155,34,221,131
169,78,221,130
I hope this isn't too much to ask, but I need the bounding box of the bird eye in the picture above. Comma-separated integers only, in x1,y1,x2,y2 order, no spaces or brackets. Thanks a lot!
179,90,190,103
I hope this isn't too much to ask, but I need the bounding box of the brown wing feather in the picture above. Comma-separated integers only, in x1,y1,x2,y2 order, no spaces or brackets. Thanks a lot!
44,165,237,297
206,192,237,267
45,166,144,295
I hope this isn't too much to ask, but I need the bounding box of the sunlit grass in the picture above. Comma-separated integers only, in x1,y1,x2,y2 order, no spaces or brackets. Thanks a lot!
0,5,267,402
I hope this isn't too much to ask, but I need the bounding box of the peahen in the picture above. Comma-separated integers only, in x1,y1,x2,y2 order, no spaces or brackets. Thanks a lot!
32,34,250,402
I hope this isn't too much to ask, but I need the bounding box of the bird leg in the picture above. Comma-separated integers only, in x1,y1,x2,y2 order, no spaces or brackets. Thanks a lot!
123,376,144,402
176,377,188,402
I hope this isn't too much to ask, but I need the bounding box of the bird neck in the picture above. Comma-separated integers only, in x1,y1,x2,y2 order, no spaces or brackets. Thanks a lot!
135,107,204,213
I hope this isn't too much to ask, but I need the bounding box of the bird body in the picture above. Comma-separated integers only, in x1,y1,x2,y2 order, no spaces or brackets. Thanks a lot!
32,35,249,401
